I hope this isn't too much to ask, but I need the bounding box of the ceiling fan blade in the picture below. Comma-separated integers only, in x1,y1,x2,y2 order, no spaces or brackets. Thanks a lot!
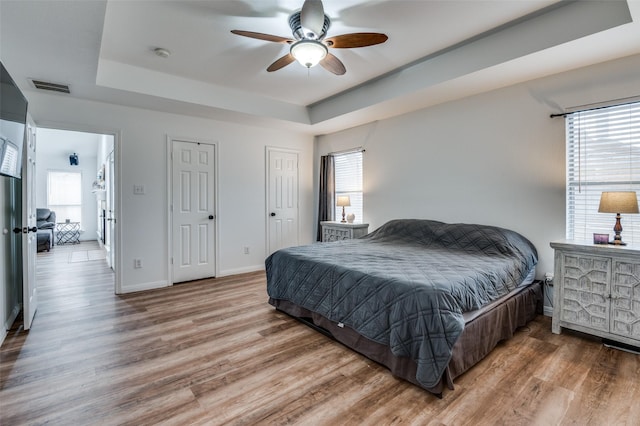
325,33,388,49
267,54,296,72
230,30,293,44
300,0,325,36
320,53,346,75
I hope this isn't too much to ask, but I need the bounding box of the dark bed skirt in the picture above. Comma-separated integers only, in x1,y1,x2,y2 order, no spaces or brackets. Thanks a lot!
268,281,542,396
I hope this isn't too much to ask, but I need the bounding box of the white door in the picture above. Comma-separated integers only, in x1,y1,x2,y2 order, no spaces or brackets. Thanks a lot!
267,149,299,254
22,116,37,330
172,140,216,283
105,150,115,269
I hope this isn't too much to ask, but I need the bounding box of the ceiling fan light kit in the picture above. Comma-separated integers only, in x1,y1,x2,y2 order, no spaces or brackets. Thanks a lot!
231,0,388,75
291,39,328,68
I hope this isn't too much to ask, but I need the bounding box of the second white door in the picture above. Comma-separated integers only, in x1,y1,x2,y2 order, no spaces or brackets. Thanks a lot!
267,148,299,255
172,140,216,283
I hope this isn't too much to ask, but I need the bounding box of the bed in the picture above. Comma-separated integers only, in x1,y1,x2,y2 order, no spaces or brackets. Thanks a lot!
265,219,542,396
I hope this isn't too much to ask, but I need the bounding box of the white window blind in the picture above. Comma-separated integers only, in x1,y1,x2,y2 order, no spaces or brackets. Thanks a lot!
48,171,82,226
566,101,640,244
334,151,363,222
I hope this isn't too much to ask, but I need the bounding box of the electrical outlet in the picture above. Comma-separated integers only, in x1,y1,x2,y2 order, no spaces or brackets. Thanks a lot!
134,258,143,269
243,246,250,255
133,184,146,195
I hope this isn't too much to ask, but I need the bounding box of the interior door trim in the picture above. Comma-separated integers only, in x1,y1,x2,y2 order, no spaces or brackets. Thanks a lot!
33,120,122,294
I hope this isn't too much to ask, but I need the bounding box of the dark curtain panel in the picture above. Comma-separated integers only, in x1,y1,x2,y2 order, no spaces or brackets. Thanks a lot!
317,155,335,241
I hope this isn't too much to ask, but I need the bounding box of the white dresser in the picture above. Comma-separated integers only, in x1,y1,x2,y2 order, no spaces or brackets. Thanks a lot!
321,221,369,242
550,240,640,347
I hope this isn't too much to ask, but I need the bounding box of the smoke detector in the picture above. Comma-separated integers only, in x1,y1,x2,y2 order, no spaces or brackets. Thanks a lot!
153,47,171,58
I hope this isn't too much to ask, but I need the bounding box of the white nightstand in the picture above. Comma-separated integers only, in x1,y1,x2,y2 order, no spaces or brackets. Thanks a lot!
550,239,640,348
320,221,369,242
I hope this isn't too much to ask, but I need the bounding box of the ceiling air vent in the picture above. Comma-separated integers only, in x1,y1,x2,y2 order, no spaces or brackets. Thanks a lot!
31,79,70,94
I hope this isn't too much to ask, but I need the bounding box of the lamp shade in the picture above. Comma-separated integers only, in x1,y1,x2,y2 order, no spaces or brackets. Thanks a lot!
598,191,639,214
290,39,327,68
336,195,351,207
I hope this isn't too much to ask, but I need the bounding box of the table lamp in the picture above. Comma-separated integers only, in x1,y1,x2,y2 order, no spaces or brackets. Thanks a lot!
598,191,639,245
336,196,351,223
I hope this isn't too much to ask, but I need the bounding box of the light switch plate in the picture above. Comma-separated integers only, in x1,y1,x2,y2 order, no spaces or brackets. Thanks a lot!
133,184,145,195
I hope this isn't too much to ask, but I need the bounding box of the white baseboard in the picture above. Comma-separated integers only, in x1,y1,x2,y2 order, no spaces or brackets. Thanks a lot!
4,305,20,330
543,306,553,317
119,280,169,294
119,267,266,293
218,265,265,277
1,305,20,347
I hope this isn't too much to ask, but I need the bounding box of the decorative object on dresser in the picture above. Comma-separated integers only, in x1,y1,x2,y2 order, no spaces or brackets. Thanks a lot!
593,233,609,245
336,195,350,223
346,212,355,223
550,240,640,351
320,221,368,242
597,191,639,245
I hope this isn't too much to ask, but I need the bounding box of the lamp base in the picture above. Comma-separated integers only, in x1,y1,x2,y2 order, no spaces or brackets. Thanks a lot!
610,214,626,245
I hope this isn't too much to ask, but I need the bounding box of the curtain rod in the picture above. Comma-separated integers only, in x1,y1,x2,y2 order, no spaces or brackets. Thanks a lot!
550,96,640,118
328,147,365,156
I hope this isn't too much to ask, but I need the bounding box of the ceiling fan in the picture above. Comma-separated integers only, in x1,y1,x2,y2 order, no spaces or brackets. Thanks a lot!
230,0,388,75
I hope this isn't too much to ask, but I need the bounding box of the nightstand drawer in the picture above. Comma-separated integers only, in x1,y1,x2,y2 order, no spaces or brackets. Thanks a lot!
321,221,369,242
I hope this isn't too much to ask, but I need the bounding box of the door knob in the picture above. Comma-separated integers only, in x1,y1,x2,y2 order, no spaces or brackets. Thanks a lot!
209,215,214,220
13,227,37,234
270,212,276,217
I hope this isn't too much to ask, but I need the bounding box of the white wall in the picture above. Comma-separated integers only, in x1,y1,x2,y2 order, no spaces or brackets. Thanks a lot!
26,93,314,292
316,54,640,310
317,88,565,279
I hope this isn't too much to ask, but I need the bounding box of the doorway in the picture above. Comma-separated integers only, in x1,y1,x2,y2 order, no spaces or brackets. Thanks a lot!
35,127,118,294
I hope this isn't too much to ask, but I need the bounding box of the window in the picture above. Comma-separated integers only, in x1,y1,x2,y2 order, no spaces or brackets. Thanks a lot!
48,171,82,226
334,150,363,221
566,101,640,244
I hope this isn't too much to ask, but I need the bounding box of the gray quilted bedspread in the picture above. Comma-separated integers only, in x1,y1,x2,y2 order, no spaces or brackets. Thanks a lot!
265,219,538,388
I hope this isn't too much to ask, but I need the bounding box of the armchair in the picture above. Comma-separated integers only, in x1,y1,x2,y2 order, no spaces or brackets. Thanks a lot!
36,208,56,247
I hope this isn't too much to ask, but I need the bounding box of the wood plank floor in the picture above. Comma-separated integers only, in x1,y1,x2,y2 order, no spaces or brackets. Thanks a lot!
1,242,639,425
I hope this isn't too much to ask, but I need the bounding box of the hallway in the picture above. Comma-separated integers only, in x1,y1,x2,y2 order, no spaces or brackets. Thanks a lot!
35,240,113,316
